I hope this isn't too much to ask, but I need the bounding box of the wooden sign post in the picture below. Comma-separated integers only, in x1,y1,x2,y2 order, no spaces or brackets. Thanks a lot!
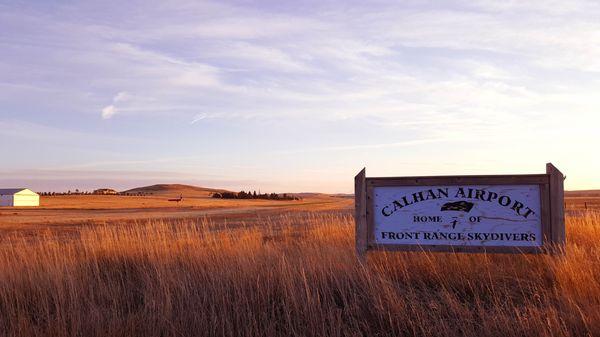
355,163,565,259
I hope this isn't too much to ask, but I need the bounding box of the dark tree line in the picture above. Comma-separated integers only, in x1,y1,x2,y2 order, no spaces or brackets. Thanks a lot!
39,190,90,196
39,191,153,196
212,191,300,201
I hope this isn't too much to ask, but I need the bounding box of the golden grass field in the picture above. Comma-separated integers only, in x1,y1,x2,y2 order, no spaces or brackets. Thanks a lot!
0,193,352,233
0,190,598,337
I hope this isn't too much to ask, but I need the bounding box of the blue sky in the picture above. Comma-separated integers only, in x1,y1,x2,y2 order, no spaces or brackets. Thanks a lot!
1,0,599,193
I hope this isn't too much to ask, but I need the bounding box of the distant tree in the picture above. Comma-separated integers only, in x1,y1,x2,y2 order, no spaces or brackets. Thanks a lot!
210,189,296,201
220,192,236,199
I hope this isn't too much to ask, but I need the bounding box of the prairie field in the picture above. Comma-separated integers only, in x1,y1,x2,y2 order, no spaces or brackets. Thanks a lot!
0,208,599,337
0,194,352,231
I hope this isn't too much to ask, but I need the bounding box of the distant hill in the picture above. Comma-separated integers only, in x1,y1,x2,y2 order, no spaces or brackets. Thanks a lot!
122,185,352,199
565,190,600,198
122,184,230,198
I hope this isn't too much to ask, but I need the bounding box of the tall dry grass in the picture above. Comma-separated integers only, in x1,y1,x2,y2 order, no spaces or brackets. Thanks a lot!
0,212,599,337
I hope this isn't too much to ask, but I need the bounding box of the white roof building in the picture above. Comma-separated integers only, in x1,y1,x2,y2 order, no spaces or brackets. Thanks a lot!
0,188,40,207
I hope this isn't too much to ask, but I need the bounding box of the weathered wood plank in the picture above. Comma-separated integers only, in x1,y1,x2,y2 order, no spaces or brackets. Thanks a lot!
354,168,368,261
547,163,566,253
368,244,543,254
539,183,551,249
367,174,549,186
366,184,376,248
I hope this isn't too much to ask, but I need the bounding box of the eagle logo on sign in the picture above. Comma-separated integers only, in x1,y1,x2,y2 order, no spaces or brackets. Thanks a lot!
440,201,474,213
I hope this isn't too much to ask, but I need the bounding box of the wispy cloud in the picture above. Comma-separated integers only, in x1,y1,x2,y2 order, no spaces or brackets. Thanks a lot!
190,113,207,124
10,0,598,127
101,105,116,119
113,91,131,102
101,91,132,119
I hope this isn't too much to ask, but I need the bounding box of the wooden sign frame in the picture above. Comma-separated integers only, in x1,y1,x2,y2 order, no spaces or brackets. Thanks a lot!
355,163,565,258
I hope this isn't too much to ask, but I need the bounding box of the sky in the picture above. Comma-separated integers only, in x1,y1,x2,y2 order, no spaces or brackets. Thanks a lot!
1,0,600,193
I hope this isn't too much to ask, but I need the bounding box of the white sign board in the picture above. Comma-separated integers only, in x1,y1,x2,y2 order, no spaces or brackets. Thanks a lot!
373,185,542,247
354,164,565,256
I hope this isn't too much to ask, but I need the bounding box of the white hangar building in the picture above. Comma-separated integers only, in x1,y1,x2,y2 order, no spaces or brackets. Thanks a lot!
0,188,40,207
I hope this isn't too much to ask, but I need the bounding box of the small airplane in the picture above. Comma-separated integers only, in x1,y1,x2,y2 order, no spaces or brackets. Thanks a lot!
168,194,183,203
441,201,474,212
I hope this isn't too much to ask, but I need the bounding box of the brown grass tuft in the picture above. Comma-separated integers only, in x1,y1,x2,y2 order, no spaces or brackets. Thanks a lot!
0,212,599,337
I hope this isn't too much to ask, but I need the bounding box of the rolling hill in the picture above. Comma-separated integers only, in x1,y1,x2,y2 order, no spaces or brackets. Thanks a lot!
122,184,230,198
